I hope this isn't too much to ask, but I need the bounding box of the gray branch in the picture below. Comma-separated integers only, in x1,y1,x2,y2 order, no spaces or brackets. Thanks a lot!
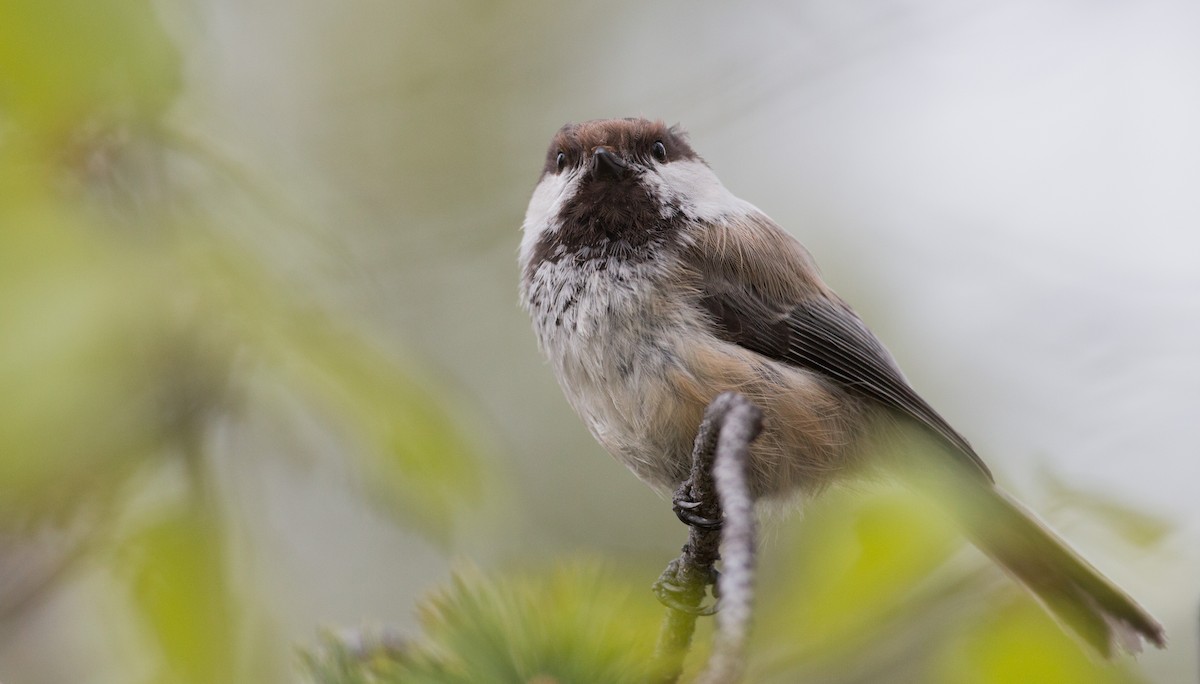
652,392,763,684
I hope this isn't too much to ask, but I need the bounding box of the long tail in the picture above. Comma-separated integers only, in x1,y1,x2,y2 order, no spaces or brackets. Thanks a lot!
950,479,1166,656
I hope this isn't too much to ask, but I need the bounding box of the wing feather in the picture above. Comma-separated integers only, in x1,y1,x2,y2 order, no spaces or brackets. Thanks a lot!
688,219,992,482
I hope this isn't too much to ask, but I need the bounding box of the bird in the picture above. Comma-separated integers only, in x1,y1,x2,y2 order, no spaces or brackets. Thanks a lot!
518,117,1165,657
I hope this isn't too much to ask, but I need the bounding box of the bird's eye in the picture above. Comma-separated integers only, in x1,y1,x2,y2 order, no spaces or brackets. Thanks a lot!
556,151,566,172
652,141,667,163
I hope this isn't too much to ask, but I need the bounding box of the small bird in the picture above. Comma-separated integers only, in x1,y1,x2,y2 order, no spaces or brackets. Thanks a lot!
519,117,1165,656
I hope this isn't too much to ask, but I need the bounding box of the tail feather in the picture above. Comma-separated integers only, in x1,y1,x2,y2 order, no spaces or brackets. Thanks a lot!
955,482,1165,656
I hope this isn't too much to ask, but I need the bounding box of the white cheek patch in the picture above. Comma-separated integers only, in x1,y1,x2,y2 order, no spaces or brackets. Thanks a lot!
519,170,580,267
649,159,761,223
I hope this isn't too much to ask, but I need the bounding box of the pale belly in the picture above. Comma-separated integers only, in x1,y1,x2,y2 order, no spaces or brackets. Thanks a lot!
525,258,868,500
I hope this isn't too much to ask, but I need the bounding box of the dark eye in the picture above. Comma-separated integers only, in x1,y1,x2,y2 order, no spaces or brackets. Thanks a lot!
556,151,566,172
652,141,667,163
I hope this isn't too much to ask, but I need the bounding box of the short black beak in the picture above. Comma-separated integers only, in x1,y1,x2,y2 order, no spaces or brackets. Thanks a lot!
592,146,629,180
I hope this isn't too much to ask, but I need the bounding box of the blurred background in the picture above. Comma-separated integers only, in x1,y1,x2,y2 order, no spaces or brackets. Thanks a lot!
1,0,1196,682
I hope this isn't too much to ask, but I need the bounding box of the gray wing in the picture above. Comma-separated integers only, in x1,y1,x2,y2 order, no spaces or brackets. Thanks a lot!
699,283,994,482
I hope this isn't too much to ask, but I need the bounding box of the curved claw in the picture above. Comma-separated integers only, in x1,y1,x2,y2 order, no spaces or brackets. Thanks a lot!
673,503,723,529
672,486,724,528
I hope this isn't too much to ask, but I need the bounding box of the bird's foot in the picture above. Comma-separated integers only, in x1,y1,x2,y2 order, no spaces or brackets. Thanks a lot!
653,558,720,615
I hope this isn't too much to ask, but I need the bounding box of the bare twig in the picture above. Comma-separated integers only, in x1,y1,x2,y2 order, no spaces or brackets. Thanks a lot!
696,397,760,684
652,392,763,684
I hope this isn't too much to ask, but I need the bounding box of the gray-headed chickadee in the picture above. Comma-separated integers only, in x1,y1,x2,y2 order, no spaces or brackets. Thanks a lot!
519,117,1164,656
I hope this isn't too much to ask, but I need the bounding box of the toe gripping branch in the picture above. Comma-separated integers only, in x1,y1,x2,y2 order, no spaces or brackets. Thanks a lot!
654,555,722,616
673,488,724,530
651,392,764,684
654,481,725,616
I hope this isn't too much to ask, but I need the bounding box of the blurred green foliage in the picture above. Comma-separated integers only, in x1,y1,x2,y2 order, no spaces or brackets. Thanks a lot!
125,503,236,684
306,486,1148,684
934,599,1134,684
1,0,478,681
303,562,664,684
0,0,180,132
776,486,961,647
749,484,1145,684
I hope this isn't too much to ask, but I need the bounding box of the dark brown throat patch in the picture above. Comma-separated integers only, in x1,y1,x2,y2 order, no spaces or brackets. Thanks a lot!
528,170,682,280
527,118,698,280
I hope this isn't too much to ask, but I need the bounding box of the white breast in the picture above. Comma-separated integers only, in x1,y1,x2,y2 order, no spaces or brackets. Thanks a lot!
521,251,702,487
